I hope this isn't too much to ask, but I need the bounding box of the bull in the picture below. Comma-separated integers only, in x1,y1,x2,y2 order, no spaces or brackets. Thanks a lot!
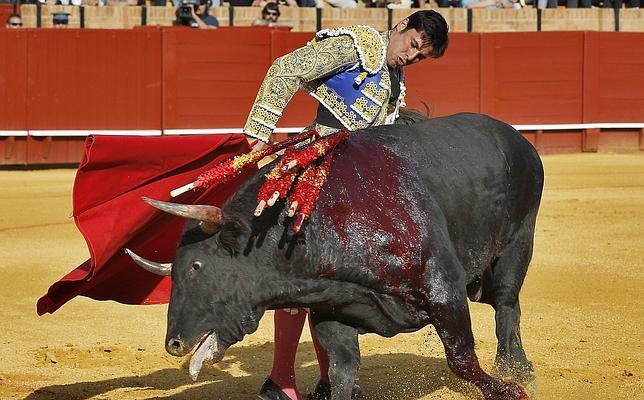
127,112,543,400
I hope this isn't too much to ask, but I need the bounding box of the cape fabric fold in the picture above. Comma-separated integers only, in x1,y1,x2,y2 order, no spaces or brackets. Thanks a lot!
37,134,251,315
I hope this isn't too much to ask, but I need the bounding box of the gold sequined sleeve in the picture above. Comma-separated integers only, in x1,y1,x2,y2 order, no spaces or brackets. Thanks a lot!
243,36,360,143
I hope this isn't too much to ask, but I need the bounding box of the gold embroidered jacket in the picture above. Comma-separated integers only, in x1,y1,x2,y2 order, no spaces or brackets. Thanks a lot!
243,25,406,143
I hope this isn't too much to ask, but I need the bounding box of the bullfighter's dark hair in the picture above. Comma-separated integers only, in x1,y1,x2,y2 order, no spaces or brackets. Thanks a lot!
402,10,449,59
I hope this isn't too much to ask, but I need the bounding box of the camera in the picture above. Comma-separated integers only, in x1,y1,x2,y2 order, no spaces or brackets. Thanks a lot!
175,0,201,24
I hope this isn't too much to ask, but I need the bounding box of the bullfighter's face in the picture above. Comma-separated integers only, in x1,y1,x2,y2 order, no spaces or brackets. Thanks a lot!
386,19,434,68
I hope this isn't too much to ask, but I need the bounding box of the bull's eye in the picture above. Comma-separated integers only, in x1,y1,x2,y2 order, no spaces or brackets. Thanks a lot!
191,261,203,271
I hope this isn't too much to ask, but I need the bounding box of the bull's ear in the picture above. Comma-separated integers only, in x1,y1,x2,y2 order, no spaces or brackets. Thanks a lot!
217,220,246,257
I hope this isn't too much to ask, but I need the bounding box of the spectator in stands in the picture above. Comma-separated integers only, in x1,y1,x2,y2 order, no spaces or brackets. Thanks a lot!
564,0,591,7
368,0,445,7
52,12,70,28
385,0,413,8
173,0,220,7
251,3,293,28
6,13,22,29
602,0,641,7
175,0,219,28
462,0,522,7
252,0,299,7
192,0,219,28
228,0,253,5
324,0,357,7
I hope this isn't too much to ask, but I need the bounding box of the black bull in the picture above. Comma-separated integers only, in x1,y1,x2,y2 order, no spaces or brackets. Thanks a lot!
128,112,543,400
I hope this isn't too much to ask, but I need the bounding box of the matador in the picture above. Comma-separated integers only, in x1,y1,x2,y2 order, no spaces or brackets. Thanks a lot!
244,10,450,400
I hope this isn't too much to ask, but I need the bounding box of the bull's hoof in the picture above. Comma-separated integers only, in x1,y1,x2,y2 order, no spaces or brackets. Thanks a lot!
482,380,529,400
307,380,362,399
494,359,535,386
258,378,292,400
521,380,537,399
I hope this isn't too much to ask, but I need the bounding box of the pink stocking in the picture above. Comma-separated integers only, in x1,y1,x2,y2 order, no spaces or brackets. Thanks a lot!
270,309,307,400
309,316,330,383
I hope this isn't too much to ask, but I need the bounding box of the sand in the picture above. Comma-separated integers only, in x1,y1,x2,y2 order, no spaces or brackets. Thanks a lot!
0,153,642,400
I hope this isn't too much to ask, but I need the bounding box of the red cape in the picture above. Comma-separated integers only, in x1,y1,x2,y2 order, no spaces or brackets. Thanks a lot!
37,134,251,315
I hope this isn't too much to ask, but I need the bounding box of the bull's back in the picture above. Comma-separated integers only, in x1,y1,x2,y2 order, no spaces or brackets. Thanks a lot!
315,113,543,290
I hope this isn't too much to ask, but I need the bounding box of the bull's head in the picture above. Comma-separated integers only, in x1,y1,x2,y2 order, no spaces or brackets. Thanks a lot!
125,197,267,381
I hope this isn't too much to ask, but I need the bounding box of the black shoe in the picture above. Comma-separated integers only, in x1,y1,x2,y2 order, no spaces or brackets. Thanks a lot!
258,378,292,400
307,380,362,399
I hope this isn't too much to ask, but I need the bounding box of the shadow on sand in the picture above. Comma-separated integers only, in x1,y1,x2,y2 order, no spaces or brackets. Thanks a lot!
25,342,480,400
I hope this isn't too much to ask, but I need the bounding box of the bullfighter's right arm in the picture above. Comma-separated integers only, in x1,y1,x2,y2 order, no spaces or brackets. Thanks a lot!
243,36,360,143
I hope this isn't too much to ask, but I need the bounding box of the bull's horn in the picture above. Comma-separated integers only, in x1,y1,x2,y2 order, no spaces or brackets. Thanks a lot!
124,248,172,276
142,197,223,234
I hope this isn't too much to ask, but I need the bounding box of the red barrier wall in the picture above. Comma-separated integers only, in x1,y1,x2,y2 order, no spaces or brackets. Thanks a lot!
163,27,274,129
405,32,481,117
26,136,86,165
0,5,15,27
584,32,644,123
0,29,28,165
27,28,162,130
479,32,586,124
0,29,27,130
162,28,316,130
0,29,643,164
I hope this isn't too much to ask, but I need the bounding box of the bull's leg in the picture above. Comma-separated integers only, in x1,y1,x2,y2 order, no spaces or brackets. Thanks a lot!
309,314,360,400
427,254,528,400
486,217,536,385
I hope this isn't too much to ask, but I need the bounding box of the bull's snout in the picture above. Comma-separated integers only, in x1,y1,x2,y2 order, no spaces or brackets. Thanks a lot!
166,337,188,357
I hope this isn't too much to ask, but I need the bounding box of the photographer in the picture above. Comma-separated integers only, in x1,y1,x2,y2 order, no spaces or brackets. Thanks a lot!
175,0,219,29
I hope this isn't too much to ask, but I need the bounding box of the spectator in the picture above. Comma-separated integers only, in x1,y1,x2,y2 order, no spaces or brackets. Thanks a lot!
52,12,70,27
228,0,253,5
173,0,220,6
192,0,219,28
50,0,82,5
565,0,591,7
462,0,522,7
6,13,22,29
252,0,298,7
174,0,219,29
324,0,357,6
601,0,639,7
386,0,412,8
369,0,444,7
251,3,294,28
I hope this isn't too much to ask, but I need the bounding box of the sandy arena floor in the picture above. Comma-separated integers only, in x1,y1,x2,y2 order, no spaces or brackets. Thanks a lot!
0,153,642,400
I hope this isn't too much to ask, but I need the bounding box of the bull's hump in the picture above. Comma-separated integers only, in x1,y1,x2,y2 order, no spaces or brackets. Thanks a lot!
317,137,426,293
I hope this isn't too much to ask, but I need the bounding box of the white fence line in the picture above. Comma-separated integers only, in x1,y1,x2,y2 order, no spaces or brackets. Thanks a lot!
1,123,643,137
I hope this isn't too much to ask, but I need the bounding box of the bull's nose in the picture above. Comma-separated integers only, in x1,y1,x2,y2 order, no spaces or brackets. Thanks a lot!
166,337,186,356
